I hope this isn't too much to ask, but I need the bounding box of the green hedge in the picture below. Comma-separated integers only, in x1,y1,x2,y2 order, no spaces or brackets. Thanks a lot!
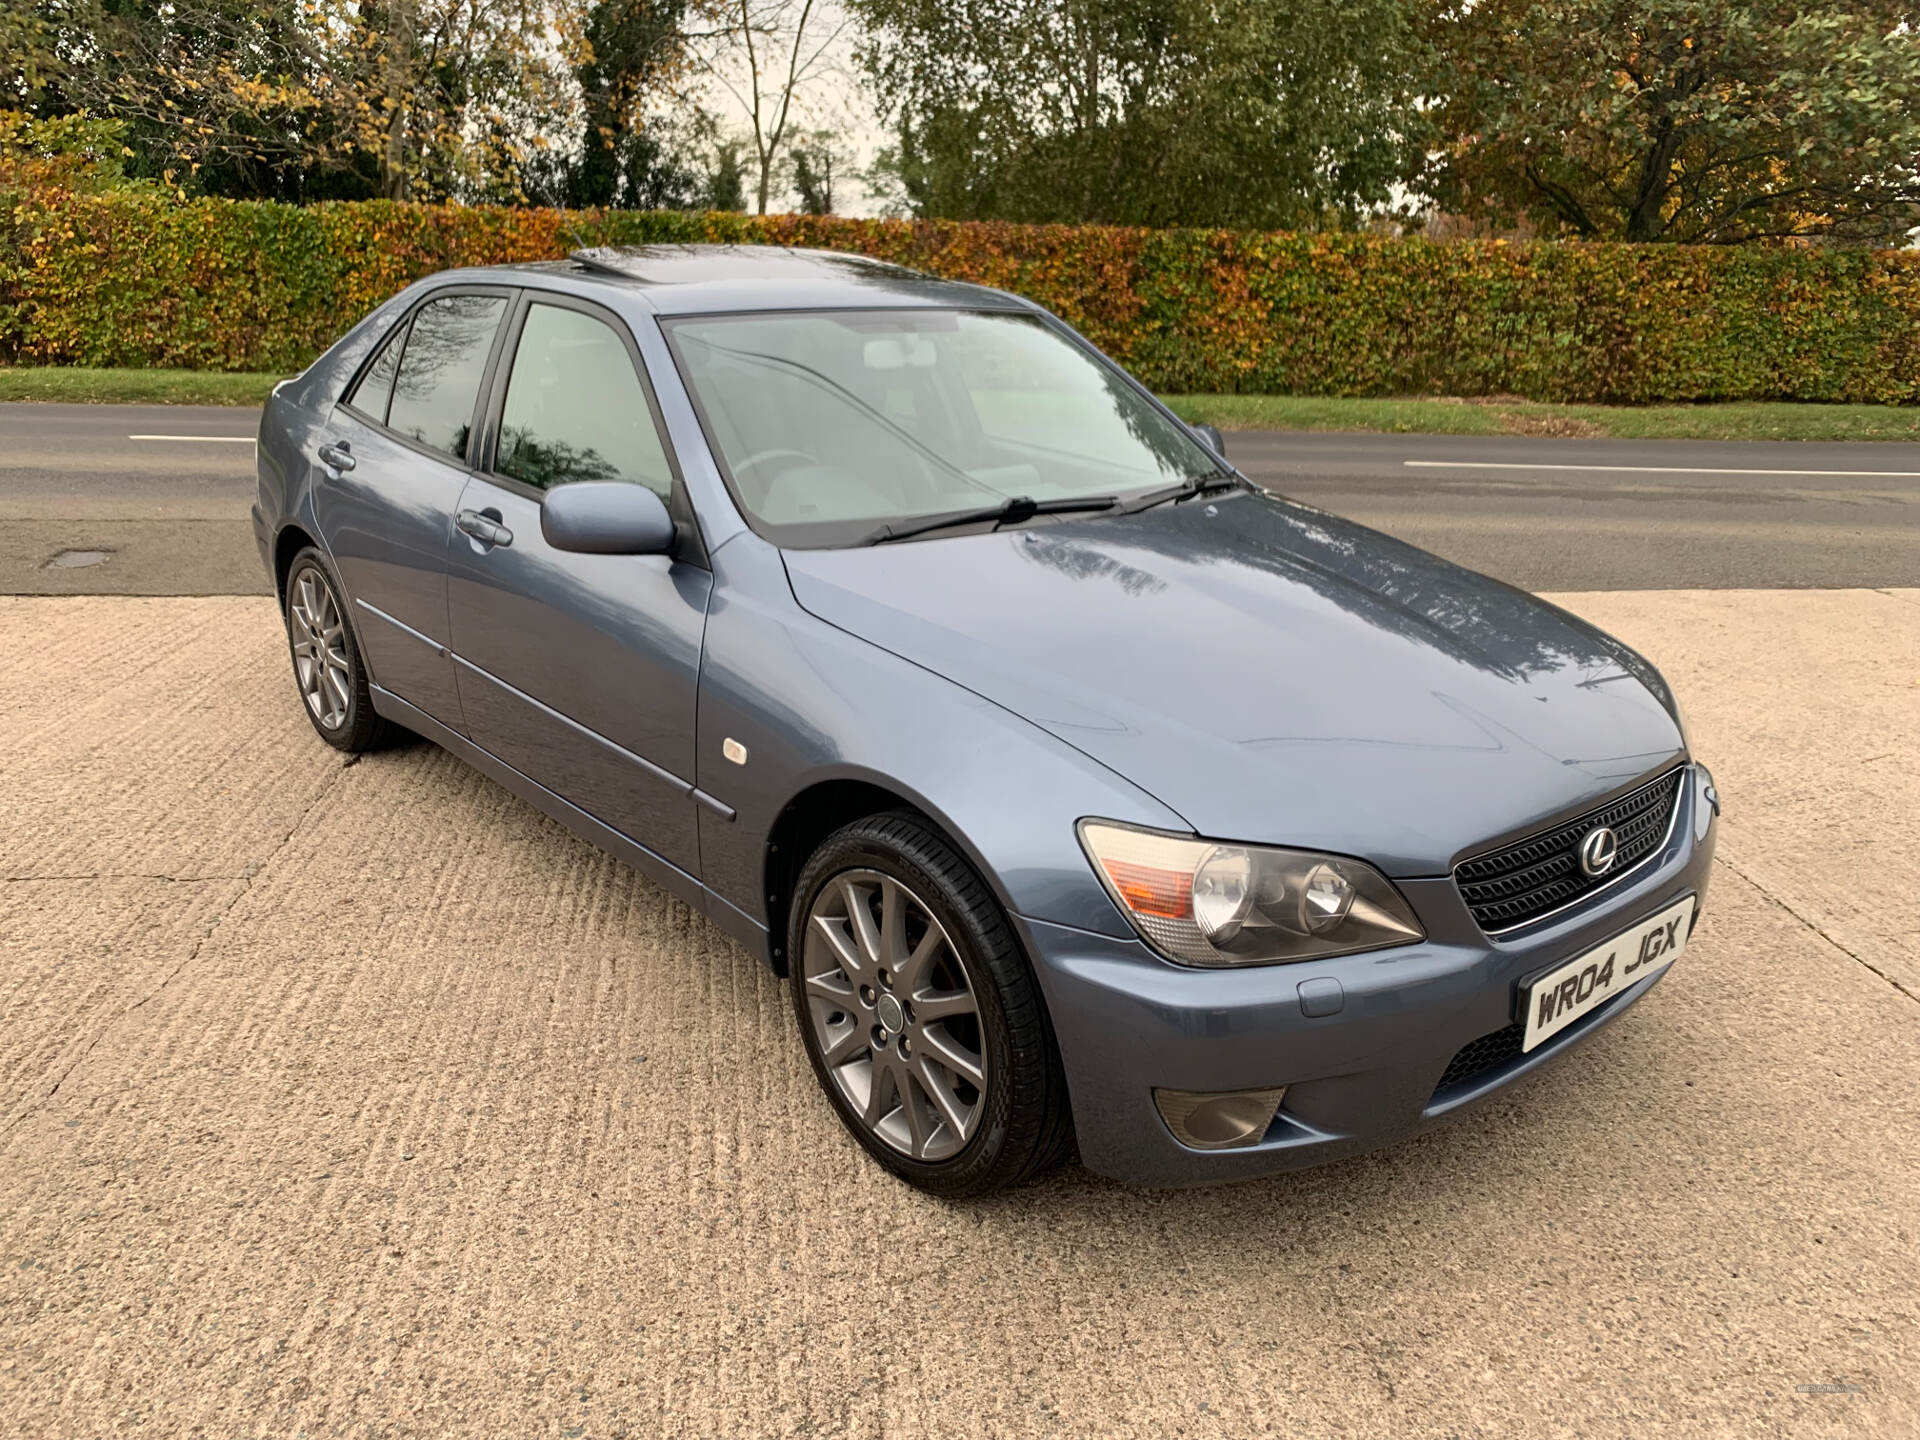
4,188,1918,402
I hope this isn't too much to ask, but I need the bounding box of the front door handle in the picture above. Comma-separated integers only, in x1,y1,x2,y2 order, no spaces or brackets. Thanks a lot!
317,441,355,473
456,507,513,548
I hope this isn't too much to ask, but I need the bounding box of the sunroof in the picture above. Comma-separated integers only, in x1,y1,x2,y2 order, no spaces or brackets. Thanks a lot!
569,244,913,285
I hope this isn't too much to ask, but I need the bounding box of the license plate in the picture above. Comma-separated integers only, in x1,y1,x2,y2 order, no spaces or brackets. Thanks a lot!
1521,896,1695,1052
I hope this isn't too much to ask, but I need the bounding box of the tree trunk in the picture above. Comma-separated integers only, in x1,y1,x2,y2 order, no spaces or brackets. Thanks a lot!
382,0,417,201
1626,91,1689,241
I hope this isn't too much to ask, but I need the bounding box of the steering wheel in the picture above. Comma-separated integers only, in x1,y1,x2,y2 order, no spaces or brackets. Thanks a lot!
729,448,824,507
732,448,822,482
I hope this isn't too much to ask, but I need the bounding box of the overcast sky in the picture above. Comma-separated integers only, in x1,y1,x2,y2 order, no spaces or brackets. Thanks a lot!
688,0,893,216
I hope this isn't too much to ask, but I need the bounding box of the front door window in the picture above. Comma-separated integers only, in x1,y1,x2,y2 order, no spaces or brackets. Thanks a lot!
495,303,675,497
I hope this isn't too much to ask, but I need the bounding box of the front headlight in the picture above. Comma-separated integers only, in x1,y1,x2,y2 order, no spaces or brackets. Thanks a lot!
1078,820,1425,967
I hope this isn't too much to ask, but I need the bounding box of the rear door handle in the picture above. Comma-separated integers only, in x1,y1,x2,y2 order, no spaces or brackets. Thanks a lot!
317,441,355,473
456,507,513,548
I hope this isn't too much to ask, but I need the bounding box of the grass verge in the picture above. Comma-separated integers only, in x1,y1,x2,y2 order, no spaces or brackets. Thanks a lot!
0,366,289,406
1165,393,1920,442
3,366,1918,442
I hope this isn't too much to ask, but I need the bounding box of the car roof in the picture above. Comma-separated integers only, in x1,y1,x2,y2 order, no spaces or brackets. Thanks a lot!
451,244,1030,317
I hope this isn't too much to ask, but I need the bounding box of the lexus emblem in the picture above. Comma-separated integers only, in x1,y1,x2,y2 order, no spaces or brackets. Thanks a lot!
1579,826,1620,878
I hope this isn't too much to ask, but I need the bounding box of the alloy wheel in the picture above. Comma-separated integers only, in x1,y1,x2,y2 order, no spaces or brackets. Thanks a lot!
289,568,352,731
801,869,987,1162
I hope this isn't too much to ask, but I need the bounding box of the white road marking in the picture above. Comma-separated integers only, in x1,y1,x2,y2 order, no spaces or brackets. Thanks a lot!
1405,459,1920,479
128,434,256,444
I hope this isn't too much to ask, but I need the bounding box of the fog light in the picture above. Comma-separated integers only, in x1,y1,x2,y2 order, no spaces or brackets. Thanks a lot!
1153,1086,1288,1151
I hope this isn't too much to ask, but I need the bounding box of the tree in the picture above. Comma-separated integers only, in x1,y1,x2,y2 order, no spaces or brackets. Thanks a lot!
789,128,840,212
338,0,576,203
701,0,849,213
705,137,747,208
26,1,579,203
847,0,1427,227
1,4,62,110
36,0,364,200
567,0,702,207
1421,1,1920,244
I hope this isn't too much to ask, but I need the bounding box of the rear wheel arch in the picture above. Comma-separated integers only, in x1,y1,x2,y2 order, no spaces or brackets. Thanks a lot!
272,523,318,608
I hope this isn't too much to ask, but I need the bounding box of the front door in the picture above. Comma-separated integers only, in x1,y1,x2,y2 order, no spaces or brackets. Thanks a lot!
315,288,511,730
445,295,712,877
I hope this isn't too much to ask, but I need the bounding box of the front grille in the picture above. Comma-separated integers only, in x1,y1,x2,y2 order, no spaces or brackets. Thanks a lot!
1454,768,1684,933
1433,1021,1525,1094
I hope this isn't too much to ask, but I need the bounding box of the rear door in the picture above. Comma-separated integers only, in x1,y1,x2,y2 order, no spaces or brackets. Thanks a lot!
445,293,712,876
316,287,512,730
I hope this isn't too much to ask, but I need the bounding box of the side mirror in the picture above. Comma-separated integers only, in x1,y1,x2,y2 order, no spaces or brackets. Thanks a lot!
1191,422,1227,459
541,481,676,556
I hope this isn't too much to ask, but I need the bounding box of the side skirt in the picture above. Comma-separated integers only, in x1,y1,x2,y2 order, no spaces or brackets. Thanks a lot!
370,685,773,964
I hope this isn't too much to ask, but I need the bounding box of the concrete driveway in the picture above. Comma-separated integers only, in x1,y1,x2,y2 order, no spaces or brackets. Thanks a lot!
2,587,1917,1438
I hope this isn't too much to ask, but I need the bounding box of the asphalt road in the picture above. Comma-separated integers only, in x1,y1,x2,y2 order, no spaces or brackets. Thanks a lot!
2,402,265,596
4,402,1919,594
4,588,1916,1437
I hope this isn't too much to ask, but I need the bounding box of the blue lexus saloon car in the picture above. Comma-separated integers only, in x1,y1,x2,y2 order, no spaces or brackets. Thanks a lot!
254,245,1717,1195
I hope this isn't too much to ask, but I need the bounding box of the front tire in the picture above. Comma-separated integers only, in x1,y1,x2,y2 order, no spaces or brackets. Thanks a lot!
788,812,1074,1197
283,548,396,753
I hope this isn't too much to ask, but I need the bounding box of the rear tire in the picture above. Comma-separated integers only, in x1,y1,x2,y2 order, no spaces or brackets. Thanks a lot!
283,547,398,754
788,811,1074,1197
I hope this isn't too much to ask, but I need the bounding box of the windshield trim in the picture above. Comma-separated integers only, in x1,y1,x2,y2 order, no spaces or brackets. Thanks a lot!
656,305,1230,551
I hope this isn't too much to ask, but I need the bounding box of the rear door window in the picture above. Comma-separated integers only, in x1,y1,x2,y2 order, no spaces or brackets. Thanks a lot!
386,294,508,461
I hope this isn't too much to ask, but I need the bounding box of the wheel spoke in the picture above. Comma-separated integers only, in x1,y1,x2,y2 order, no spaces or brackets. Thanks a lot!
821,1022,868,1067
911,986,975,1023
804,969,855,1005
842,878,883,967
916,1025,985,1088
899,1063,932,1156
895,926,944,993
861,1057,895,1127
879,877,907,969
914,1056,971,1139
810,912,866,982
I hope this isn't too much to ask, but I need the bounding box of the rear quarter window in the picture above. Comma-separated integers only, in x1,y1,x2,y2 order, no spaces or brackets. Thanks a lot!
345,321,406,423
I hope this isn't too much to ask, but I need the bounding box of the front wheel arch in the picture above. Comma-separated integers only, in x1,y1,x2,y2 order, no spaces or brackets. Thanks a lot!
764,776,1009,978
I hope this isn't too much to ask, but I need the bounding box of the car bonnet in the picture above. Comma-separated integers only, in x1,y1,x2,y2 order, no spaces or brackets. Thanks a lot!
781,491,1687,876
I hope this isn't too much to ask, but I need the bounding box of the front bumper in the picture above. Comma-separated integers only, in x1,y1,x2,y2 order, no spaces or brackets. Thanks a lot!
1018,764,1718,1187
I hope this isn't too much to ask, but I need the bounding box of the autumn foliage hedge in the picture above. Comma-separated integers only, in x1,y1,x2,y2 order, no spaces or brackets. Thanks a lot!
4,187,1919,403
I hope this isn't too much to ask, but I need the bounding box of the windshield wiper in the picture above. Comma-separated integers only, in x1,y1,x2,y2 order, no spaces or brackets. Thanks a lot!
1121,472,1249,513
866,494,1120,545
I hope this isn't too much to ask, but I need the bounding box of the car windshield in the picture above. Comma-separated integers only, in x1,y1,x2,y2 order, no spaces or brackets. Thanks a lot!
663,309,1221,546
